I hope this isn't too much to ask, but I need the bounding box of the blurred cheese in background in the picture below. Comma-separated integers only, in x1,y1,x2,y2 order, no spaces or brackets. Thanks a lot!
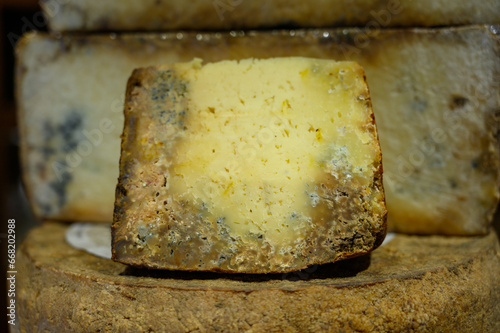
16,26,500,234
39,0,500,31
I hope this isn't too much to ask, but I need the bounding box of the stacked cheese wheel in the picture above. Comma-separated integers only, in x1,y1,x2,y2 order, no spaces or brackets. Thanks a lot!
15,1,500,331
15,222,500,332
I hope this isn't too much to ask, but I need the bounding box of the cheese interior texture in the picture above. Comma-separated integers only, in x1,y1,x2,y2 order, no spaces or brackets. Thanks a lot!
168,58,378,248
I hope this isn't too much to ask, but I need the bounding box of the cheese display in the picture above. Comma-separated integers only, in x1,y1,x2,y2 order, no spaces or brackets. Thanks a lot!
15,222,500,331
40,0,500,32
112,57,387,273
16,26,500,234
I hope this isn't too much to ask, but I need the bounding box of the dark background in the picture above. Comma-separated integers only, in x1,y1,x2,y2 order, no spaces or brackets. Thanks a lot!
1,0,44,331
0,1,499,332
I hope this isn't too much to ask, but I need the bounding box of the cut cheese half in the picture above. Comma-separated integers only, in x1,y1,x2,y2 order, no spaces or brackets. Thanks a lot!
112,57,386,273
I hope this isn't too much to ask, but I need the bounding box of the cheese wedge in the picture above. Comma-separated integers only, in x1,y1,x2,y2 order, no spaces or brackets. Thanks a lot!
112,57,386,273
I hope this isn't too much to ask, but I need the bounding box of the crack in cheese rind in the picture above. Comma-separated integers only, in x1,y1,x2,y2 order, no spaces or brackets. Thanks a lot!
113,57,386,273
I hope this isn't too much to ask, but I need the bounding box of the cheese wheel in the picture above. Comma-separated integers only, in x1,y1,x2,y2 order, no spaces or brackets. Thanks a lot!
15,222,500,332
16,26,500,234
40,0,500,32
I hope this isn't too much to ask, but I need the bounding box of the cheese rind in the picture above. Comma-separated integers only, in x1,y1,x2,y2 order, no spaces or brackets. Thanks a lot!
40,0,500,32
17,27,500,234
112,58,386,273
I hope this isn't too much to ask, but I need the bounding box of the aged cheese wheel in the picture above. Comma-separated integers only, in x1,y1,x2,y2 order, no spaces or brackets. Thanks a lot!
16,27,500,234
39,0,500,32
15,222,500,332
112,57,386,273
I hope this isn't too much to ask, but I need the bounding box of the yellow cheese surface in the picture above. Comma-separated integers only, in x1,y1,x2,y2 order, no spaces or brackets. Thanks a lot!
168,58,378,248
